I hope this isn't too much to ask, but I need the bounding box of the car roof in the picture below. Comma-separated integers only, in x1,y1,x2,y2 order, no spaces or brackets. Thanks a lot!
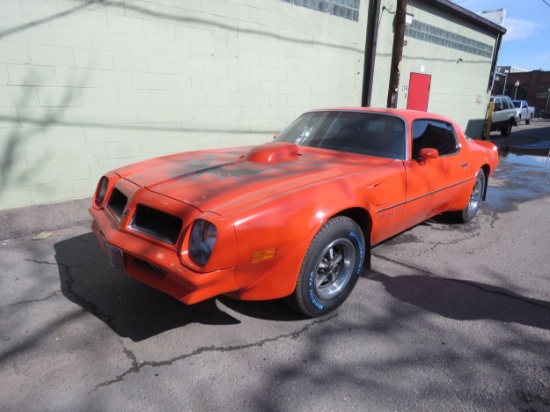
309,107,454,123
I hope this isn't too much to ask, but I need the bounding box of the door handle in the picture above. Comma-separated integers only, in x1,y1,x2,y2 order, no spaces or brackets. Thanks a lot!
461,163,468,167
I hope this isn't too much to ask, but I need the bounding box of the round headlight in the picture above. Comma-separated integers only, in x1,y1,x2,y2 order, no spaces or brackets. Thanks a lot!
189,219,217,266
94,176,109,207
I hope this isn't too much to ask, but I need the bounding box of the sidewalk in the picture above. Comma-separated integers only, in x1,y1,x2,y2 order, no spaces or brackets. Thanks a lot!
0,197,92,240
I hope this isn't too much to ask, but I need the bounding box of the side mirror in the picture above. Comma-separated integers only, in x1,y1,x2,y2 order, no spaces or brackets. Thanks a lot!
273,133,279,139
419,148,439,165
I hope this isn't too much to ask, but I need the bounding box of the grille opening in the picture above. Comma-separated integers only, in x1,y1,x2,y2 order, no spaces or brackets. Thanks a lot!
107,188,128,220
130,205,183,245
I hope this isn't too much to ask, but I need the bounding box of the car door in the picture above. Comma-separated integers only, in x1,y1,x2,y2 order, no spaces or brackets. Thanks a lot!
401,119,470,228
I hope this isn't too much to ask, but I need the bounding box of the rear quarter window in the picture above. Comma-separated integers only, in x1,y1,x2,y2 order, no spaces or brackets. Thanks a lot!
411,120,459,159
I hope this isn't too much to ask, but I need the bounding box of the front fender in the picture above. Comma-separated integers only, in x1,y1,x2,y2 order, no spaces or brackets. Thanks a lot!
228,177,376,301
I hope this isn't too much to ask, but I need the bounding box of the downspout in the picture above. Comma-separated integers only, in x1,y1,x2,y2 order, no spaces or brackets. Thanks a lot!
362,0,382,107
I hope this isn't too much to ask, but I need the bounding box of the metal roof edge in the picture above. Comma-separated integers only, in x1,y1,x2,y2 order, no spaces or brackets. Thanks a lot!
422,0,507,34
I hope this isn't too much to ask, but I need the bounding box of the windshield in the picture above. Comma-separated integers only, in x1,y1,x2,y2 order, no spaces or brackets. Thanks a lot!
275,111,406,159
513,101,521,108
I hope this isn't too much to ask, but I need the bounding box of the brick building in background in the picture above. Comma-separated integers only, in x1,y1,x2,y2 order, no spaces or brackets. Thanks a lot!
492,67,550,111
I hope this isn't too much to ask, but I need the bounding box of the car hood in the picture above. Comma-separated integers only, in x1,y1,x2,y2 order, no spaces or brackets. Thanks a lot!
115,142,392,214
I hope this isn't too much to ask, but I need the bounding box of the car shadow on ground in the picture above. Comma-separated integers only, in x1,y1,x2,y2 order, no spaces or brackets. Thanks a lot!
54,232,244,342
366,270,550,330
54,230,550,340
53,232,304,341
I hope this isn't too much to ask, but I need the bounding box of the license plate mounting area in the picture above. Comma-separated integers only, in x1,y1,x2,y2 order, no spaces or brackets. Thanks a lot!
103,236,125,272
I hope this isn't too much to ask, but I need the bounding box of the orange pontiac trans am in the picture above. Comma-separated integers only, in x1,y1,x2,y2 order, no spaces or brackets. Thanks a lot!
90,108,499,317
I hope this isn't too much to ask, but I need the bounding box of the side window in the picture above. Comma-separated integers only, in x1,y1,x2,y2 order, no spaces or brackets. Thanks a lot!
494,98,503,111
411,120,459,159
316,114,406,159
361,115,406,159
503,97,511,109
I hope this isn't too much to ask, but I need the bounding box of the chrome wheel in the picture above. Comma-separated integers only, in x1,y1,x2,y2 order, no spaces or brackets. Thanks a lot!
452,168,486,223
467,175,483,216
313,238,356,300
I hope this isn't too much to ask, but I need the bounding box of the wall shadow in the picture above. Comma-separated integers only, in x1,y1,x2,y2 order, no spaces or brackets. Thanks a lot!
465,118,486,139
0,0,362,53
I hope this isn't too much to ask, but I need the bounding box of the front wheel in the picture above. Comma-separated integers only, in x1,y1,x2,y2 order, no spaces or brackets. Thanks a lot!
451,169,486,223
286,216,365,317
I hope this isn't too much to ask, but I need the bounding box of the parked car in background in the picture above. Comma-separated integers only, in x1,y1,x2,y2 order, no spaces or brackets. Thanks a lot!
534,108,550,119
489,95,516,136
90,108,499,317
512,100,535,125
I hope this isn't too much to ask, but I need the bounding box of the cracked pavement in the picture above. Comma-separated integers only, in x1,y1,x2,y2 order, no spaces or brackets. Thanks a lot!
1,161,550,411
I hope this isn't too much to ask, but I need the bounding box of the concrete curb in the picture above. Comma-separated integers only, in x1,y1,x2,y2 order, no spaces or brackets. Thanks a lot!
0,197,92,240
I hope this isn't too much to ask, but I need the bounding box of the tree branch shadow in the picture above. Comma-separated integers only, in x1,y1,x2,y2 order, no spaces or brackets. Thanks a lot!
0,0,362,53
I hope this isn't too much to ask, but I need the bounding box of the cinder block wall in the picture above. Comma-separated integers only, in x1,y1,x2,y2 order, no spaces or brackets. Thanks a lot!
0,0,367,210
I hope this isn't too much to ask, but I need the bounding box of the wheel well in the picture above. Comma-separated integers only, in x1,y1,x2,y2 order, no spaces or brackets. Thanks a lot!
334,207,372,269
481,164,491,200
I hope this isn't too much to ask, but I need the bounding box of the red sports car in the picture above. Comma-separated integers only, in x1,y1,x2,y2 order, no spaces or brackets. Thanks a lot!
90,108,499,317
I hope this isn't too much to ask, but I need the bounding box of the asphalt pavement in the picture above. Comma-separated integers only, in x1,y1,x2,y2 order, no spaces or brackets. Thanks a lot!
488,118,550,152
1,122,550,411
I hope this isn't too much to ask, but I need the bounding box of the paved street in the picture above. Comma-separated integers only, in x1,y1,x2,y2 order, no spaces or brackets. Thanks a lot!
1,124,550,411
488,117,550,150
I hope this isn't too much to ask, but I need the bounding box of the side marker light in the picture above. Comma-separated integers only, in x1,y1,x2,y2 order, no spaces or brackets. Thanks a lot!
251,248,277,263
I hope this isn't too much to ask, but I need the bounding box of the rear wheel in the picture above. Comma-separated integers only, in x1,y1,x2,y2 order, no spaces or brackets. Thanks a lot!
452,169,485,223
526,115,532,125
286,216,365,317
501,121,512,136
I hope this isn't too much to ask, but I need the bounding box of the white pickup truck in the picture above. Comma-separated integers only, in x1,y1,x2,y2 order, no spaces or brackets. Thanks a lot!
512,100,535,125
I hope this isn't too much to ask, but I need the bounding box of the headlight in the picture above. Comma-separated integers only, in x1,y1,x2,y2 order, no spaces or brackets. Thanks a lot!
94,176,109,207
189,219,217,265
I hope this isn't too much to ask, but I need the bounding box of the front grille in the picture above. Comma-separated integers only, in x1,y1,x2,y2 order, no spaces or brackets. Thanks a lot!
107,188,128,220
130,204,183,245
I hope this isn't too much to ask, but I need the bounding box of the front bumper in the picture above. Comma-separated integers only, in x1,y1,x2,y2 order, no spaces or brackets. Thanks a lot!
90,208,239,305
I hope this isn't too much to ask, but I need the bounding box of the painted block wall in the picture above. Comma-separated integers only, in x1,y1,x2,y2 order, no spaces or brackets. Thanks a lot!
0,0,367,210
371,0,497,137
